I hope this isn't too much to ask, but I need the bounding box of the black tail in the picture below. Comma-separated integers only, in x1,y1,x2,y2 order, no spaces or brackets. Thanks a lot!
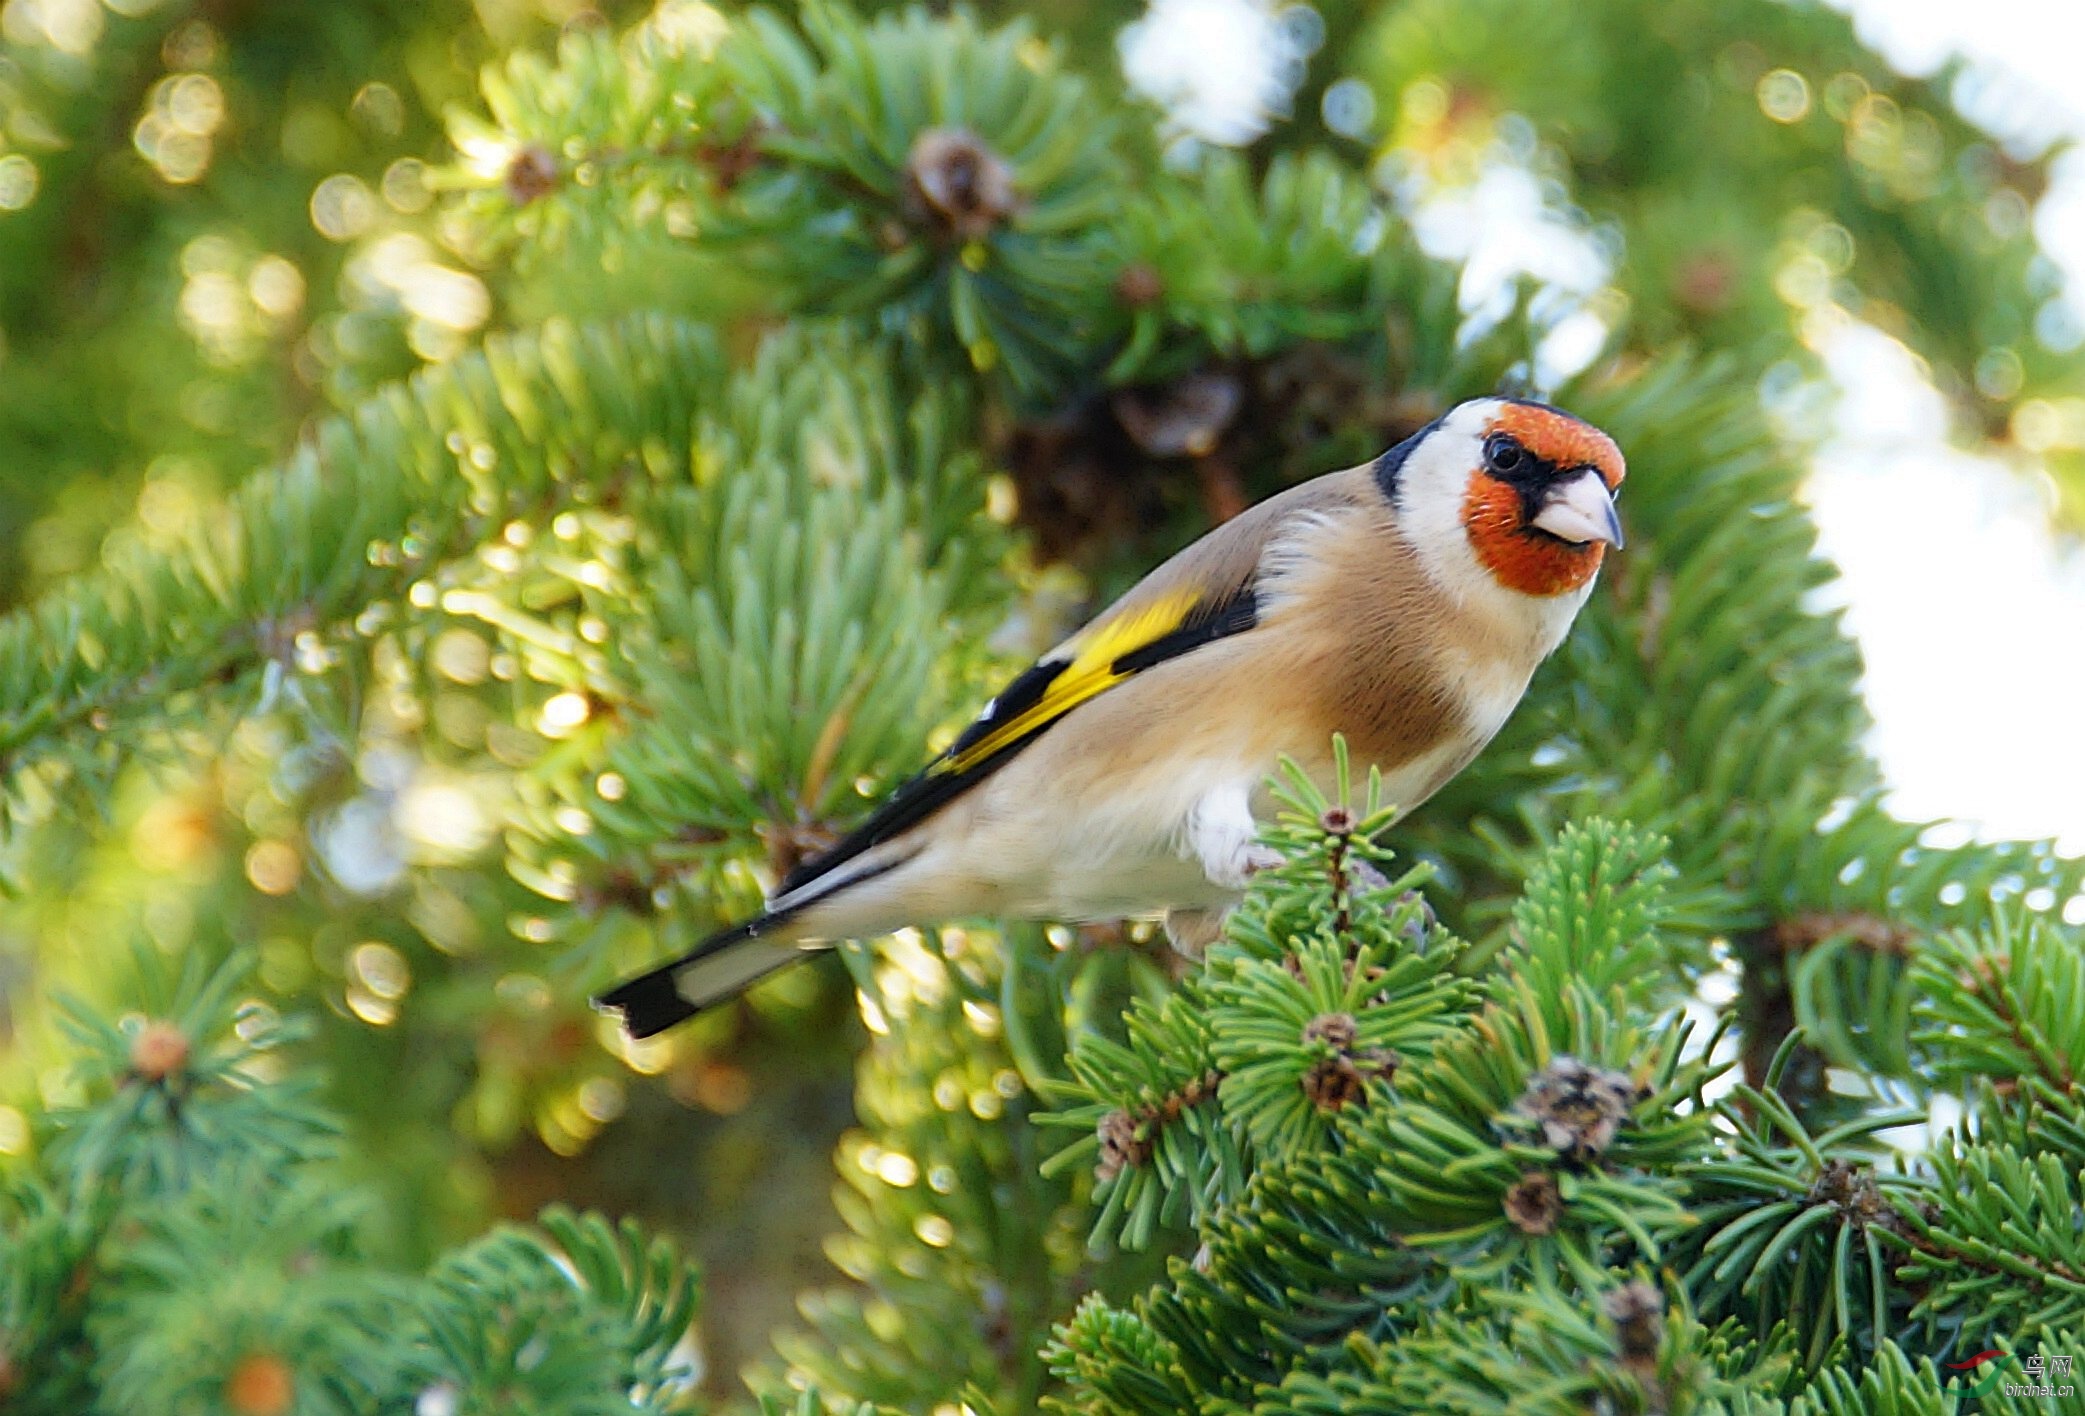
593,912,806,1040
594,854,912,1039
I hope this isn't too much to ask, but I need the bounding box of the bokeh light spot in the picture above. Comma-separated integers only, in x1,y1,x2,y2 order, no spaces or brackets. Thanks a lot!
310,174,377,241
0,1105,27,1155
249,256,306,320
0,154,40,211
1756,68,1811,124
577,1076,626,1123
538,691,590,736
244,840,301,895
350,940,411,1001
875,1151,919,1187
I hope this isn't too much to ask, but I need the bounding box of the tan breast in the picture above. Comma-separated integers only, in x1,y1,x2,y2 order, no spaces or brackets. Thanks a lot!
1259,492,1554,800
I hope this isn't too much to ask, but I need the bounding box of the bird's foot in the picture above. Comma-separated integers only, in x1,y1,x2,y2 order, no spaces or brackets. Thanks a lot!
1207,842,1283,890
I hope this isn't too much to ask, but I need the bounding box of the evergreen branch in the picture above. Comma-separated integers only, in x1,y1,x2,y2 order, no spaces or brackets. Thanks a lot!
1101,150,1382,383
90,1171,407,1416
508,464,958,944
446,3,1129,400
0,315,726,837
1674,1075,1926,1366
1091,1069,1224,1184
1972,1076,2085,1176
532,1205,703,1380
1049,825,1724,1404
1228,1278,1786,1416
418,1206,702,1412
41,946,336,1204
1493,817,1676,1018
0,1175,101,1414
765,928,1097,1413
1912,915,2083,1094
1770,912,1922,1082
1888,1139,2085,1337
1790,1341,1951,1416
1041,1294,1198,1416
1038,992,1235,1251
1042,748,1461,1249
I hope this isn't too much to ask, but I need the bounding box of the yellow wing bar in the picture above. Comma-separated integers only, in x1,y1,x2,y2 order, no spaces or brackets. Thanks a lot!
936,588,1208,777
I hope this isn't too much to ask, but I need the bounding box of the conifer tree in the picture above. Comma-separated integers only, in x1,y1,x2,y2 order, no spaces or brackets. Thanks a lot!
2,1,2083,1411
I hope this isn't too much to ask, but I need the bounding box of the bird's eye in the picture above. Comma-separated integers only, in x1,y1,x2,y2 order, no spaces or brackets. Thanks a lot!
1484,434,1525,474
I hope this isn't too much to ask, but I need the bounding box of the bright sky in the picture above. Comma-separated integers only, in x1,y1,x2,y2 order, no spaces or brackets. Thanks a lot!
1812,0,2085,855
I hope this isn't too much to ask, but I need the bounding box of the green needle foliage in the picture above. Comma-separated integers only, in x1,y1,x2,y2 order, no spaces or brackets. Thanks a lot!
3,1,2085,1411
4,950,705,1413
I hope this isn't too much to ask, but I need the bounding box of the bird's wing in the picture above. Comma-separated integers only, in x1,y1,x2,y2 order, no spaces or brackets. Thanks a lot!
773,473,1368,899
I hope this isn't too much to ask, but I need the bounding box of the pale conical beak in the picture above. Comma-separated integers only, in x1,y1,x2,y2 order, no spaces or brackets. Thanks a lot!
1532,469,1624,549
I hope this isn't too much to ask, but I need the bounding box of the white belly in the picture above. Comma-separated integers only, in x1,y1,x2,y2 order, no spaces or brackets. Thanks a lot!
954,722,1499,922
1013,775,1242,917
982,761,1247,918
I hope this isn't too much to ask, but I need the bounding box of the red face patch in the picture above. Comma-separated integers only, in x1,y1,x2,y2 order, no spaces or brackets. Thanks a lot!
1463,477,1606,597
1460,403,1623,598
1490,403,1627,490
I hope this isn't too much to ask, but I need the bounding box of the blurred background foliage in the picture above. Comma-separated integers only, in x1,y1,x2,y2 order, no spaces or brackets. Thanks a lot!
1,0,2082,1405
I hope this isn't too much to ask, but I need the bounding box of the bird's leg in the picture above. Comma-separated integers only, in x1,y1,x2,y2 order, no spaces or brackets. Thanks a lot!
1161,783,1278,959
1188,781,1280,890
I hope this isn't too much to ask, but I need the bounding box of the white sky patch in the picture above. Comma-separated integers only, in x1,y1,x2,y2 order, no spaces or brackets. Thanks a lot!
1806,322,2085,855
1831,0,2085,144
1803,0,2085,855
1119,0,1310,146
1406,161,1610,302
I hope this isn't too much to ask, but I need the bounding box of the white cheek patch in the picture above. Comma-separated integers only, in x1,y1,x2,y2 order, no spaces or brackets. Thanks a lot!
1394,399,1505,610
1392,400,1602,661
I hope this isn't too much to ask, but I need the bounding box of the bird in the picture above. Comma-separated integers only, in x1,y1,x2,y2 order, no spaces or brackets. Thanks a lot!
596,395,1625,1039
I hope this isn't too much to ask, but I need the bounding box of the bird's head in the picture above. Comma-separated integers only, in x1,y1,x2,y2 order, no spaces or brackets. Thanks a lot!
1378,397,1626,601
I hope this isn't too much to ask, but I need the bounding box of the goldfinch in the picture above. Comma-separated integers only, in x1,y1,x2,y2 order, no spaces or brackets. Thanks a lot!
598,396,1625,1038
